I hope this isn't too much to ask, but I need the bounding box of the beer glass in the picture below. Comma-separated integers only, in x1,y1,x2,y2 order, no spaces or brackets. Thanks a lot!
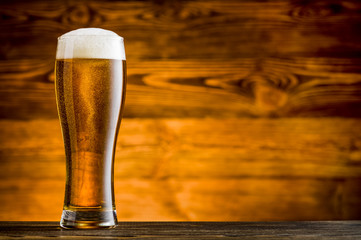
55,28,126,229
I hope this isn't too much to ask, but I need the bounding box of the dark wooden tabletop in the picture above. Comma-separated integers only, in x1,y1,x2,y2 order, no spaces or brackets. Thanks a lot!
0,221,360,239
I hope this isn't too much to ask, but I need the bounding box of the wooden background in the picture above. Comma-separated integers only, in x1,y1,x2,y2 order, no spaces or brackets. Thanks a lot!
1,0,361,221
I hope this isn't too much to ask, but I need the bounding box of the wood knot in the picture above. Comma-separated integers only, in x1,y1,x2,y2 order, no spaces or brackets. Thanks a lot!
349,138,361,163
140,1,218,22
290,2,343,21
253,81,288,117
349,151,361,162
62,4,101,26
47,71,54,83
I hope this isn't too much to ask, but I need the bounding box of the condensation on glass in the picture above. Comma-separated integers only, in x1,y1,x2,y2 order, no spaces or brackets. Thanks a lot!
55,28,126,229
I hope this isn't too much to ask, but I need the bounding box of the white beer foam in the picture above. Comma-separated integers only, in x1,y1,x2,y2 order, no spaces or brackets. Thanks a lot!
56,28,125,60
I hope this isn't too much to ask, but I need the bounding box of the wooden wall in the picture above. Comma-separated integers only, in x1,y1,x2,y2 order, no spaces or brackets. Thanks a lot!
1,0,361,221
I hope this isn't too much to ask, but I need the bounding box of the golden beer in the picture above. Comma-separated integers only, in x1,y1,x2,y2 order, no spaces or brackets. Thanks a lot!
55,28,126,229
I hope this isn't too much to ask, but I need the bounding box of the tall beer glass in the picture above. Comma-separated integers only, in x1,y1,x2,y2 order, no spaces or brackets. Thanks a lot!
55,28,126,229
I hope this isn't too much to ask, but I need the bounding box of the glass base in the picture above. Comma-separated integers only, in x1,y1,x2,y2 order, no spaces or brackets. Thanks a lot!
60,209,118,229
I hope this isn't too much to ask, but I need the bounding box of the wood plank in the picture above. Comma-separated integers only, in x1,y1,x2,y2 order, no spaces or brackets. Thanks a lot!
1,118,361,179
1,0,361,59
3,177,359,221
1,58,361,119
1,118,361,221
0,221,361,239
171,178,361,220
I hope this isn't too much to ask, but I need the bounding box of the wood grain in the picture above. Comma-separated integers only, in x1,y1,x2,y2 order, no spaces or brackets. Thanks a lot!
0,0,361,118
1,0,361,221
1,58,361,119
0,221,361,239
1,118,361,221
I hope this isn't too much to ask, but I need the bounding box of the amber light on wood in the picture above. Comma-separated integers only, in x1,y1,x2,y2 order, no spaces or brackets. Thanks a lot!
1,0,361,221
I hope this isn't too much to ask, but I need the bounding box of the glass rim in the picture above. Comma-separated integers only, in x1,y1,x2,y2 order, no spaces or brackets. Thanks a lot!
58,35,124,41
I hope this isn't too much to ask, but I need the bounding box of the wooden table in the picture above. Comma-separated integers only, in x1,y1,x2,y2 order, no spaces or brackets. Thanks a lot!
0,221,360,239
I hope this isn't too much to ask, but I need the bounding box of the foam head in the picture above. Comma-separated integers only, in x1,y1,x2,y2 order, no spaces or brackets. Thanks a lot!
56,28,125,60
